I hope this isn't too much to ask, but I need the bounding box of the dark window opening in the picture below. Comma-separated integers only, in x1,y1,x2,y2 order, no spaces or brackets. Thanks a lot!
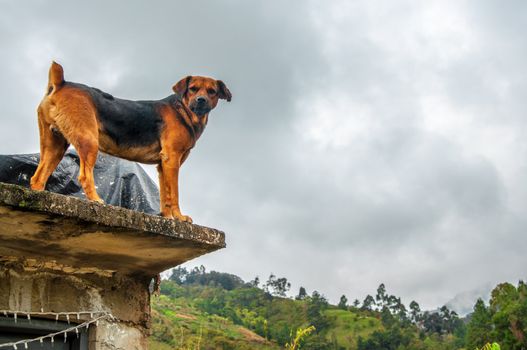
0,316,88,350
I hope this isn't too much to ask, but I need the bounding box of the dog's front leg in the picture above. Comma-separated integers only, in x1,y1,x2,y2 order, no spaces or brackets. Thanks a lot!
160,153,192,223
157,164,171,218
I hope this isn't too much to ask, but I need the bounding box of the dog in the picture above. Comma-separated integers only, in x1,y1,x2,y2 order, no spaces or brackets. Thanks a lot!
30,61,231,223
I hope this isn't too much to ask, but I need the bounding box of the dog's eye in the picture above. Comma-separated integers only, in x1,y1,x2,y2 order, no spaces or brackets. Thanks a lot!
207,89,217,95
189,86,199,93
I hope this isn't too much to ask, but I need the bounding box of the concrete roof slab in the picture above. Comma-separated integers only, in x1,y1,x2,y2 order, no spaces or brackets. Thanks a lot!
0,182,225,276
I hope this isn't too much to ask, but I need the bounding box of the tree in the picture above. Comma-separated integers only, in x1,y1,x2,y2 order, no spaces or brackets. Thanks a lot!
391,297,408,323
386,295,398,312
361,294,375,311
274,277,291,296
338,295,348,310
466,299,493,350
263,274,275,294
184,265,206,284
169,266,188,284
296,287,307,300
307,291,329,331
376,283,387,308
409,300,421,324
249,276,260,288
489,282,526,349
168,265,248,290
380,306,396,328
420,305,463,336
353,299,360,308
265,274,291,297
422,311,443,334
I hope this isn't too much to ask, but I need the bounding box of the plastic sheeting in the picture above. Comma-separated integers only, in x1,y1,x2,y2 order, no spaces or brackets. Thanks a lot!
0,150,160,215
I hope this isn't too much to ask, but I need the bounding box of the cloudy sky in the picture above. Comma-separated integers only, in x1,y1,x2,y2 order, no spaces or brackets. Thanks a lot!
1,1,526,311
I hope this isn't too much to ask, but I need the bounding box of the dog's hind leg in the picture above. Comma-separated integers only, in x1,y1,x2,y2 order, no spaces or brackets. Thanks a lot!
30,106,69,190
72,136,102,203
53,97,103,203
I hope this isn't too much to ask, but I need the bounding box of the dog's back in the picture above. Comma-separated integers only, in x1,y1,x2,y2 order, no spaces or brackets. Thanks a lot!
65,82,165,148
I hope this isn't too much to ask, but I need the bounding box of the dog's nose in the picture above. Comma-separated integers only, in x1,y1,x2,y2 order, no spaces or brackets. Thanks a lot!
196,96,207,104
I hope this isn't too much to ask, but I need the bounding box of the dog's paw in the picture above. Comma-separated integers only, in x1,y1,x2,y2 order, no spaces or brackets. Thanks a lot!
30,181,45,191
175,214,193,223
160,209,174,219
92,198,104,204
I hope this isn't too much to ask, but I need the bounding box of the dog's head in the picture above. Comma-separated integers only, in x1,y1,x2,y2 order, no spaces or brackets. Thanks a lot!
172,76,231,116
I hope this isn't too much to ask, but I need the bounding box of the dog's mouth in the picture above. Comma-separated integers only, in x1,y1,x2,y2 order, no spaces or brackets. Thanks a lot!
190,103,211,116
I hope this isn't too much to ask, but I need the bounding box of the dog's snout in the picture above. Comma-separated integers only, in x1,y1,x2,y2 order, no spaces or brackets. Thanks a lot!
196,96,207,104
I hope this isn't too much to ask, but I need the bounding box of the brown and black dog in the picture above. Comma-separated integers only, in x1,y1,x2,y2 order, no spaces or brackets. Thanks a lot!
30,61,231,222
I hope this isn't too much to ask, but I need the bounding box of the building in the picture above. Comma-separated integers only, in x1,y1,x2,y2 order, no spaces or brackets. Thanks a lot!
0,182,225,349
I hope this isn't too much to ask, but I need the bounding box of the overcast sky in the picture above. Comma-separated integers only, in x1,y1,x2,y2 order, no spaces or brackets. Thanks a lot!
1,1,526,311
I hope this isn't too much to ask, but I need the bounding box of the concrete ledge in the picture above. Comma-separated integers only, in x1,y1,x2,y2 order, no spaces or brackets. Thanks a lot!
0,182,225,276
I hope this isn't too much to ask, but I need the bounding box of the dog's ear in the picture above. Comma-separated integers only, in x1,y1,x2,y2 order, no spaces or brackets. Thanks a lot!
172,76,192,96
217,80,232,102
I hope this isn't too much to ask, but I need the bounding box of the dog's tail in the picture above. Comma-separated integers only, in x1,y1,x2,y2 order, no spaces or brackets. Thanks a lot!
47,61,64,95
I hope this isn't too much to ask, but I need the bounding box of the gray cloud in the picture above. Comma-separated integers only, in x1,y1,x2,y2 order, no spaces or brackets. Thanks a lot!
1,0,526,310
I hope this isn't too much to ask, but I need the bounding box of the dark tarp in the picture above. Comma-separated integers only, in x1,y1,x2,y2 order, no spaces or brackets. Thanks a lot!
0,150,160,215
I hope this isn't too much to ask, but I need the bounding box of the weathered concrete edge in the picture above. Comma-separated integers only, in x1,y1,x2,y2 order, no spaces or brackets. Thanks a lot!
0,182,226,249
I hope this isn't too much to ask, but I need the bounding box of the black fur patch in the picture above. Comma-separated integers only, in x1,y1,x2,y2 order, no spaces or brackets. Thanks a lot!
66,82,166,147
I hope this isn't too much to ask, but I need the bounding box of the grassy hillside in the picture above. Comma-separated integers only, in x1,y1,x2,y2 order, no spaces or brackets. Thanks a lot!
150,292,386,350
150,294,277,350
150,279,398,349
150,279,388,349
149,267,526,349
324,309,382,347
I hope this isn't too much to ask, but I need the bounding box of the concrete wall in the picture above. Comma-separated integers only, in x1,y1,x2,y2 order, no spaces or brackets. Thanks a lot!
0,259,151,350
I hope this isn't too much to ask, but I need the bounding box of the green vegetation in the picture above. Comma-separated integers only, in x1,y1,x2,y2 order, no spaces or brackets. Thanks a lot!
466,282,527,350
475,344,501,350
150,266,527,350
285,326,316,350
150,292,275,350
